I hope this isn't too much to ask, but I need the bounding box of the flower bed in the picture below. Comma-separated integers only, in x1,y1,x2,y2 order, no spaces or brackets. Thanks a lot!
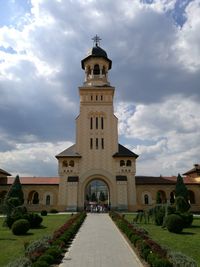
109,211,172,267
6,212,87,267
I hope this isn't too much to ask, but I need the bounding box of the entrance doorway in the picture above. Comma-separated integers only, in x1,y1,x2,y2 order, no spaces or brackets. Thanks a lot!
85,179,110,212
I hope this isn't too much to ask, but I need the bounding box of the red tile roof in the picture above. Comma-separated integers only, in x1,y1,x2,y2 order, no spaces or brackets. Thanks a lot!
6,177,60,185
135,176,200,185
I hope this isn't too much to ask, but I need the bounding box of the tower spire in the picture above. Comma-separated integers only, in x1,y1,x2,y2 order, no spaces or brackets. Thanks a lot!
92,34,101,47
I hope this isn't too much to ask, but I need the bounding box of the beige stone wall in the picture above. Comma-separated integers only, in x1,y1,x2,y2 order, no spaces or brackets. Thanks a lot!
136,184,200,212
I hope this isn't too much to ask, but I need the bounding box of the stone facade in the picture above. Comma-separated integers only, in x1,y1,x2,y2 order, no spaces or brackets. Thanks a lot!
56,42,138,211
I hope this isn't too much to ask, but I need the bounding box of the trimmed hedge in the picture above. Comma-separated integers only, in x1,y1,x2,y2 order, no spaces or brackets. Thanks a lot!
30,212,86,266
110,211,172,267
12,219,30,235
165,214,184,233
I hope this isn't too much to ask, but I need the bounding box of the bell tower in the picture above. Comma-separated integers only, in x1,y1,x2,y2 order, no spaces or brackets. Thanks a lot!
56,36,138,211
76,35,118,158
81,35,112,87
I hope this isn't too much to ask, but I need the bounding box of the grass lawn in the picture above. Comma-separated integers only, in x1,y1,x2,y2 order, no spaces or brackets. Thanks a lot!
125,214,200,265
0,214,71,266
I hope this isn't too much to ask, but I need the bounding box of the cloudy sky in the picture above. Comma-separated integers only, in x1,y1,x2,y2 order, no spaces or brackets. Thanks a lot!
0,0,199,177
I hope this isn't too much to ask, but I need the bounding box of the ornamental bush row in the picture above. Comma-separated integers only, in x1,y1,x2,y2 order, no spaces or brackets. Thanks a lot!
30,212,87,267
109,211,172,267
6,212,87,267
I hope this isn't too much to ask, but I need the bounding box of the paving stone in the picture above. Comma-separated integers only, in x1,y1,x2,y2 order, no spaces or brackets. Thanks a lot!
59,213,143,267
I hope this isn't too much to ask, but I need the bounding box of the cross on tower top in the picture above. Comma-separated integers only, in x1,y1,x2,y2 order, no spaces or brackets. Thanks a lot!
92,34,101,47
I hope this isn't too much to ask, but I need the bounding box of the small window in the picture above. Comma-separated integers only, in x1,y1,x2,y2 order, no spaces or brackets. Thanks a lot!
90,117,93,129
100,95,103,101
96,138,98,149
101,138,104,149
127,160,131,166
144,194,149,205
69,160,74,167
101,117,104,129
63,161,68,167
96,117,98,129
90,138,93,149
91,95,93,101
120,160,125,167
96,95,98,101
46,195,51,205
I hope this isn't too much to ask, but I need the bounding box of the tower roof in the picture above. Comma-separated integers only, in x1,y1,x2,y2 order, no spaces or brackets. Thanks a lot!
113,144,139,158
81,36,112,70
81,45,112,70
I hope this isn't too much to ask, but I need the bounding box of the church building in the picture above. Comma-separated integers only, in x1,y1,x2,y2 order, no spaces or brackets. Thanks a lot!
56,36,138,211
1,38,200,212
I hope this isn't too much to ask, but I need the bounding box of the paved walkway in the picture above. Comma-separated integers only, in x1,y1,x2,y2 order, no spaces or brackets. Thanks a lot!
59,213,143,267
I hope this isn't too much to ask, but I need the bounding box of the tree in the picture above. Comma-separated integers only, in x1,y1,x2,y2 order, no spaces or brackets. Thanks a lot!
91,192,97,202
3,175,24,215
99,191,106,202
175,174,188,200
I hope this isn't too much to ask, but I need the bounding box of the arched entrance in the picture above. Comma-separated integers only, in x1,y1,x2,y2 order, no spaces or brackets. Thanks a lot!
85,179,110,212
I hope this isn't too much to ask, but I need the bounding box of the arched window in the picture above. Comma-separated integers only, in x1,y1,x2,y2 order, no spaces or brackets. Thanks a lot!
144,194,149,205
46,195,51,205
120,160,125,167
69,160,74,167
188,190,195,204
33,192,39,204
93,64,100,75
63,161,68,167
28,191,39,204
126,160,132,166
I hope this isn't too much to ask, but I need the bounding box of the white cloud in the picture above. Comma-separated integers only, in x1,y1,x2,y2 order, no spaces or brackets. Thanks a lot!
116,95,200,175
175,0,200,71
0,140,73,176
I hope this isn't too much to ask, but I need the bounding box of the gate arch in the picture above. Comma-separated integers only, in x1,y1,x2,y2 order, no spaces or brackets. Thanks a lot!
78,170,116,209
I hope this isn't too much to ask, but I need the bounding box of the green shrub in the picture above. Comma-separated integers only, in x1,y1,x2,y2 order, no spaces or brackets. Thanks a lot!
12,219,30,235
45,246,62,258
154,206,165,226
168,251,197,267
24,213,43,228
5,257,31,267
147,252,172,267
41,210,48,216
165,214,184,233
38,254,54,264
176,196,190,213
130,234,142,246
50,209,58,213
